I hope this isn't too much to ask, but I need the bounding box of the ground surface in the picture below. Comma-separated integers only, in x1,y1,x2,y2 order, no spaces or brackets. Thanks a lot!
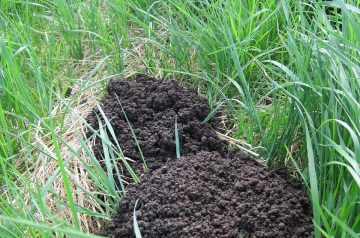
88,76,313,237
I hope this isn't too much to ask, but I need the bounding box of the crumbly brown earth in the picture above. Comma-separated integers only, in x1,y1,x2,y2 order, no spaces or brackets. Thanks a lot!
100,151,313,238
87,75,227,175
86,75,313,237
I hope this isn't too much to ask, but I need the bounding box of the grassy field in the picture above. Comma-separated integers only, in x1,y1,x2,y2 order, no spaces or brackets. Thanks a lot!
0,0,359,237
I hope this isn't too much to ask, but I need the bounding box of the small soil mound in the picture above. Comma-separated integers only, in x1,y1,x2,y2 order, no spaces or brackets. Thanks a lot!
87,75,227,174
100,151,313,238
87,75,313,237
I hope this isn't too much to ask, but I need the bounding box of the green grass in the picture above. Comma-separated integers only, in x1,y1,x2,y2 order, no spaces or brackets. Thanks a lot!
0,0,359,237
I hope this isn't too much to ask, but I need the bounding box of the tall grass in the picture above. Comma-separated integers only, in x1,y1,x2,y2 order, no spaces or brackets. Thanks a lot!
0,0,128,237
0,0,359,237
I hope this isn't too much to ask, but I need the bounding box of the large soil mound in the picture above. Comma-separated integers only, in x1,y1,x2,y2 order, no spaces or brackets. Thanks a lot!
100,151,313,238
87,75,313,237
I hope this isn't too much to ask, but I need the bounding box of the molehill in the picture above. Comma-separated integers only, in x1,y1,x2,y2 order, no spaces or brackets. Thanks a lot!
87,75,313,237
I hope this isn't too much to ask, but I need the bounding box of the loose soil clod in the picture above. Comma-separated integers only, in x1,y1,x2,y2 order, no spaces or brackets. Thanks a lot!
87,75,313,237
87,75,227,174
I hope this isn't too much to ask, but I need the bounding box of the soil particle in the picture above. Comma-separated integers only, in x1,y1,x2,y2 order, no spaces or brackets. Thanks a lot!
86,75,313,237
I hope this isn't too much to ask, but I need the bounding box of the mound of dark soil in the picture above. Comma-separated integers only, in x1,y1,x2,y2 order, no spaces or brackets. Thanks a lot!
87,75,313,237
100,151,313,238
87,75,227,175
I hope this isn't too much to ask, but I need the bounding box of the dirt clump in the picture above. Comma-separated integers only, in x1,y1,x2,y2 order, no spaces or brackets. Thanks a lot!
86,75,313,237
100,151,313,238
87,75,227,175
